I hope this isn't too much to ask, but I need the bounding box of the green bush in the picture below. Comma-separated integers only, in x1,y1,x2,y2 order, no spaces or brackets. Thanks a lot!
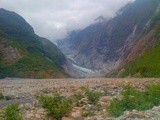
83,88,102,104
108,84,160,117
146,84,160,106
0,92,4,100
4,103,22,120
5,96,12,101
0,92,12,101
39,93,72,120
108,98,124,117
73,92,85,107
74,92,84,101
120,44,160,78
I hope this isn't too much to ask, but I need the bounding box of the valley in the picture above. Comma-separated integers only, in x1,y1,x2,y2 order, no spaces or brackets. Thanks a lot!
1,0,160,119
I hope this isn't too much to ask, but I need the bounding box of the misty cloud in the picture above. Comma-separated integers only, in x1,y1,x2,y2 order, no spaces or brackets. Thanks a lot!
0,0,134,41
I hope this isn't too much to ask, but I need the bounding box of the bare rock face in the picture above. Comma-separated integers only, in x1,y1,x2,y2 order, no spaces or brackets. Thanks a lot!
0,45,22,63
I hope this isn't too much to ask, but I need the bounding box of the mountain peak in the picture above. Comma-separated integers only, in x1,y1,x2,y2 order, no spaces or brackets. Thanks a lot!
0,8,35,36
94,16,106,23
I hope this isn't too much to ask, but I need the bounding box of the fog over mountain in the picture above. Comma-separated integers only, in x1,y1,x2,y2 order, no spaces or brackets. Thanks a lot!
0,0,134,41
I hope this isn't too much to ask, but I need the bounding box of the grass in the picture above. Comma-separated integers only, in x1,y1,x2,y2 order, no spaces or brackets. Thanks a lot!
4,103,22,120
108,84,160,117
120,43,160,78
38,93,72,120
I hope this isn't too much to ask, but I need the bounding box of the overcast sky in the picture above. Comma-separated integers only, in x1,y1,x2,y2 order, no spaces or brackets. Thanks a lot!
0,0,134,41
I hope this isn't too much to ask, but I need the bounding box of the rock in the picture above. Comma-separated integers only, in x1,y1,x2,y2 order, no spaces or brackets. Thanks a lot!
128,112,145,119
18,104,24,109
15,95,19,99
84,117,97,120
152,106,159,111
132,109,138,112
25,111,34,119
71,107,83,119
71,111,82,118
100,96,111,107
33,99,39,107
35,113,41,119
74,117,84,120
62,117,73,120
82,104,92,111
117,111,145,120
24,103,32,110
36,108,45,115
79,98,88,106
85,116,104,120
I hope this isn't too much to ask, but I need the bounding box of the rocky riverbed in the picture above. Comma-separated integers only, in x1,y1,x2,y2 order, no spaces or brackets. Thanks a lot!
0,78,160,120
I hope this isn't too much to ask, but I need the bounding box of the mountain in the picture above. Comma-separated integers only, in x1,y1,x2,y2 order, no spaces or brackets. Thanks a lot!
109,15,160,78
58,0,160,77
0,8,69,78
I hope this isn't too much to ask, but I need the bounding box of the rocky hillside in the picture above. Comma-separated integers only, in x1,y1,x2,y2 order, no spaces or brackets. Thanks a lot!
0,8,69,78
58,0,160,77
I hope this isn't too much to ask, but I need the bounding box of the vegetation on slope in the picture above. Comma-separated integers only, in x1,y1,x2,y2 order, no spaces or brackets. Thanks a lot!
118,4,160,78
0,9,68,78
120,34,160,78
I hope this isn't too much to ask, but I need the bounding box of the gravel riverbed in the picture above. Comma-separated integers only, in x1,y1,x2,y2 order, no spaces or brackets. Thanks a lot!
1,78,160,120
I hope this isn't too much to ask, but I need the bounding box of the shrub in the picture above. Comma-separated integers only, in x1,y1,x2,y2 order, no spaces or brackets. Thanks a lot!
146,84,160,106
0,92,12,101
73,92,85,107
108,98,124,117
0,92,4,100
83,88,102,104
108,84,160,117
74,92,84,101
5,96,12,101
39,93,72,120
4,103,22,120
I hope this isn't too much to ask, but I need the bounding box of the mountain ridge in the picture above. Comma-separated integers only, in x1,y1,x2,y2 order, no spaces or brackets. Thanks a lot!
58,0,160,77
0,8,69,78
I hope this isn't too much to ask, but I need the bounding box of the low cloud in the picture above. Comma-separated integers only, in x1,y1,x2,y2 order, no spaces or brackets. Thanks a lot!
0,0,134,41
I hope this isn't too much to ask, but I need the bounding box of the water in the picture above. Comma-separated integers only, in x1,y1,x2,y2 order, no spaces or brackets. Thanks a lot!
0,98,32,109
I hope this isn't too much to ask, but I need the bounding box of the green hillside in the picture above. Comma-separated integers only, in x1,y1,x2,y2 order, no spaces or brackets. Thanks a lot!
117,1,160,78
0,9,68,78
120,37,160,78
